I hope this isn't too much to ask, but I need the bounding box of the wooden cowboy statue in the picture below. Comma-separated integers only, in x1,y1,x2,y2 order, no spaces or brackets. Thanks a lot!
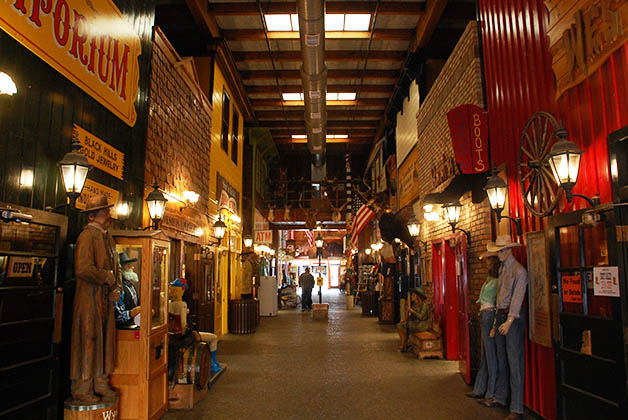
70,195,122,403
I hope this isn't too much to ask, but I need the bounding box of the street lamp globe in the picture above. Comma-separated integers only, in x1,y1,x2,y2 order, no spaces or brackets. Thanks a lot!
407,217,421,237
213,217,227,240
315,233,324,249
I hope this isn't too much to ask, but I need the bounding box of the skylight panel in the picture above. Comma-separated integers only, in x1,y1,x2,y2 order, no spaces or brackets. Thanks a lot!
282,93,303,101
290,14,299,31
338,92,357,100
265,14,292,31
344,14,371,31
292,135,307,139
325,14,345,31
326,93,339,101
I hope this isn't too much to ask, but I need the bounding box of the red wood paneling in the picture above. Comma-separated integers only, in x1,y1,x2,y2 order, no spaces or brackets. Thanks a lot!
479,0,628,419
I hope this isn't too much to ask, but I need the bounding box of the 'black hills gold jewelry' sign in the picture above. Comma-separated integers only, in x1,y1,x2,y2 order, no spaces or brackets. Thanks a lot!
546,0,628,99
0,0,141,126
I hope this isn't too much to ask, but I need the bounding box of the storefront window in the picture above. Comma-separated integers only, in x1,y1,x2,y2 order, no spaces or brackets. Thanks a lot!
558,226,580,267
116,245,142,302
231,111,239,165
221,88,230,153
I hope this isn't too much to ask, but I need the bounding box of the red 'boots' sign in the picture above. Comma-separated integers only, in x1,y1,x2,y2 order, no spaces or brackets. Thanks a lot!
446,104,489,174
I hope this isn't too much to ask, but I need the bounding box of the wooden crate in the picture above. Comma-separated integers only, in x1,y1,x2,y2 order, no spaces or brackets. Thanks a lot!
168,384,208,410
312,303,329,320
409,331,444,360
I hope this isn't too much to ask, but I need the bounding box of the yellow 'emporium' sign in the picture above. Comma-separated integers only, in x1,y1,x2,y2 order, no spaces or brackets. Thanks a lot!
0,0,141,126
73,124,124,179
75,178,120,210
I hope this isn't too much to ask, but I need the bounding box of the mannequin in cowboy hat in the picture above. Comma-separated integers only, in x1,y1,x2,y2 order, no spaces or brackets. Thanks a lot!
484,235,528,420
113,252,141,328
396,287,430,352
240,251,258,299
70,195,122,403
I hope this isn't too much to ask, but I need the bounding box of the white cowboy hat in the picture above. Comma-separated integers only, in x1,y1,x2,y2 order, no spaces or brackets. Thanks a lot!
486,235,522,253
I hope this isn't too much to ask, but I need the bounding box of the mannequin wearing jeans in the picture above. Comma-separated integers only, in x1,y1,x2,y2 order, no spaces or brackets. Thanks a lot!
488,236,528,420
467,253,500,401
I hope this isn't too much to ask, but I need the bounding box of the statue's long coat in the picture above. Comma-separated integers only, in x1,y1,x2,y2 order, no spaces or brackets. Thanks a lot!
70,224,121,382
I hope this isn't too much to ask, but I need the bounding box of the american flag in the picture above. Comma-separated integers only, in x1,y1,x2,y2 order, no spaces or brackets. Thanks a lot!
305,230,315,248
350,203,375,249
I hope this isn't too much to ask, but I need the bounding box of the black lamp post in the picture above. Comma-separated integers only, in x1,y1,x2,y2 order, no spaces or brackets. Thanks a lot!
58,139,91,208
315,232,324,304
484,170,523,235
443,201,471,245
145,183,167,229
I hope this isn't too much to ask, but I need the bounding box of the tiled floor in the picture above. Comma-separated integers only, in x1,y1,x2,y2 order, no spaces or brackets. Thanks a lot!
164,290,511,420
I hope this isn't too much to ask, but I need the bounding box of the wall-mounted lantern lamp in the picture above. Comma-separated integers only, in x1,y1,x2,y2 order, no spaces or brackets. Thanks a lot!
443,201,471,245
182,190,199,204
212,217,227,245
548,129,599,207
145,183,167,229
484,170,522,235
243,234,253,248
365,248,372,255
0,72,17,96
423,204,440,221
407,217,428,250
230,214,241,224
58,139,91,208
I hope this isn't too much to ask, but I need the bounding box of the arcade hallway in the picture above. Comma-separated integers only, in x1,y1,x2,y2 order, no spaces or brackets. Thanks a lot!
164,291,509,420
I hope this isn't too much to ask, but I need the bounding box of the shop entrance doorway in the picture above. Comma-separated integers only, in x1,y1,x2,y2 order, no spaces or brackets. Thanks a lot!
549,207,627,419
184,243,215,333
432,235,471,383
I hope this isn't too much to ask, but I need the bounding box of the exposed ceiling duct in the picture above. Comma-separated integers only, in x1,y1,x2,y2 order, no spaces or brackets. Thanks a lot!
297,0,327,179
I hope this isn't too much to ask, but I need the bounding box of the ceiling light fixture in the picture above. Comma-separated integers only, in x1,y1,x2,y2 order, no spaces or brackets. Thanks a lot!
264,13,371,32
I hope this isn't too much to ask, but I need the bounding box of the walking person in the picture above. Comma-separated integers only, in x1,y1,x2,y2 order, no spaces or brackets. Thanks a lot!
299,267,315,311
466,250,500,403
485,236,528,420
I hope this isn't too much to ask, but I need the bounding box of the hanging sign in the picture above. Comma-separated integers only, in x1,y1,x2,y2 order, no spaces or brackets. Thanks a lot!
255,230,272,244
398,146,420,209
447,104,489,174
73,125,124,179
562,275,583,303
593,266,620,297
7,256,35,278
545,0,628,100
0,0,141,126
75,178,120,210
216,172,240,214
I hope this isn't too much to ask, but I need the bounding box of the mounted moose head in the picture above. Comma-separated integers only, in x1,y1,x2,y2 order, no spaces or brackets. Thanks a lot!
299,191,318,230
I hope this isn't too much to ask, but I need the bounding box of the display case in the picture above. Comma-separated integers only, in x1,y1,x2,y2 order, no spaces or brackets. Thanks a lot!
109,231,171,420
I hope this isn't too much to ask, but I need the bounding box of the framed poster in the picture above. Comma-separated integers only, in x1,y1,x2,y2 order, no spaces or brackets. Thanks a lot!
526,231,552,348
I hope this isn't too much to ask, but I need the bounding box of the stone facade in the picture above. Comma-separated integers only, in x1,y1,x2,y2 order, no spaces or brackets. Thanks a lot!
145,29,212,218
411,21,492,368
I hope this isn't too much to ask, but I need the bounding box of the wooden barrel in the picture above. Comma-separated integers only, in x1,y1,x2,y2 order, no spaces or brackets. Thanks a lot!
228,299,258,334
64,397,118,420
178,342,211,389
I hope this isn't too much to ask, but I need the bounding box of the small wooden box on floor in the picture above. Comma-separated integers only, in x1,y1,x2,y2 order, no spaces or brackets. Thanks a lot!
409,331,443,359
312,303,329,320
64,398,119,420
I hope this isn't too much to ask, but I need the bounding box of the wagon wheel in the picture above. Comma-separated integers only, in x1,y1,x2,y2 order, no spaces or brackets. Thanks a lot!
518,111,564,217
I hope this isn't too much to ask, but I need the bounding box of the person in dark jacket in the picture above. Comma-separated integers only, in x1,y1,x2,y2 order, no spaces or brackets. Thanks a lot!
299,267,315,311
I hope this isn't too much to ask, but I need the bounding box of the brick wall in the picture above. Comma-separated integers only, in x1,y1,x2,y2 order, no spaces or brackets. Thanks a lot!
413,21,491,368
145,29,212,218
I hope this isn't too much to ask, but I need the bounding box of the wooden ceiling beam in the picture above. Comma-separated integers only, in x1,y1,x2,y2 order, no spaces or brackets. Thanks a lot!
411,0,449,51
223,29,412,41
209,2,425,15
251,98,387,107
242,69,399,80
232,50,406,62
263,120,379,129
246,84,394,94
185,0,220,38
256,110,383,119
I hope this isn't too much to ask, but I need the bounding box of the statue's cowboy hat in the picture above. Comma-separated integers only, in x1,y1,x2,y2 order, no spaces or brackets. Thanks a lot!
119,252,138,266
486,235,523,253
170,278,188,291
80,195,114,213
410,286,427,300
479,250,499,260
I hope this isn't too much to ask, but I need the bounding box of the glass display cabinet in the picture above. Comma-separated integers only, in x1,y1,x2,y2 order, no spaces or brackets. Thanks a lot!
109,231,170,420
